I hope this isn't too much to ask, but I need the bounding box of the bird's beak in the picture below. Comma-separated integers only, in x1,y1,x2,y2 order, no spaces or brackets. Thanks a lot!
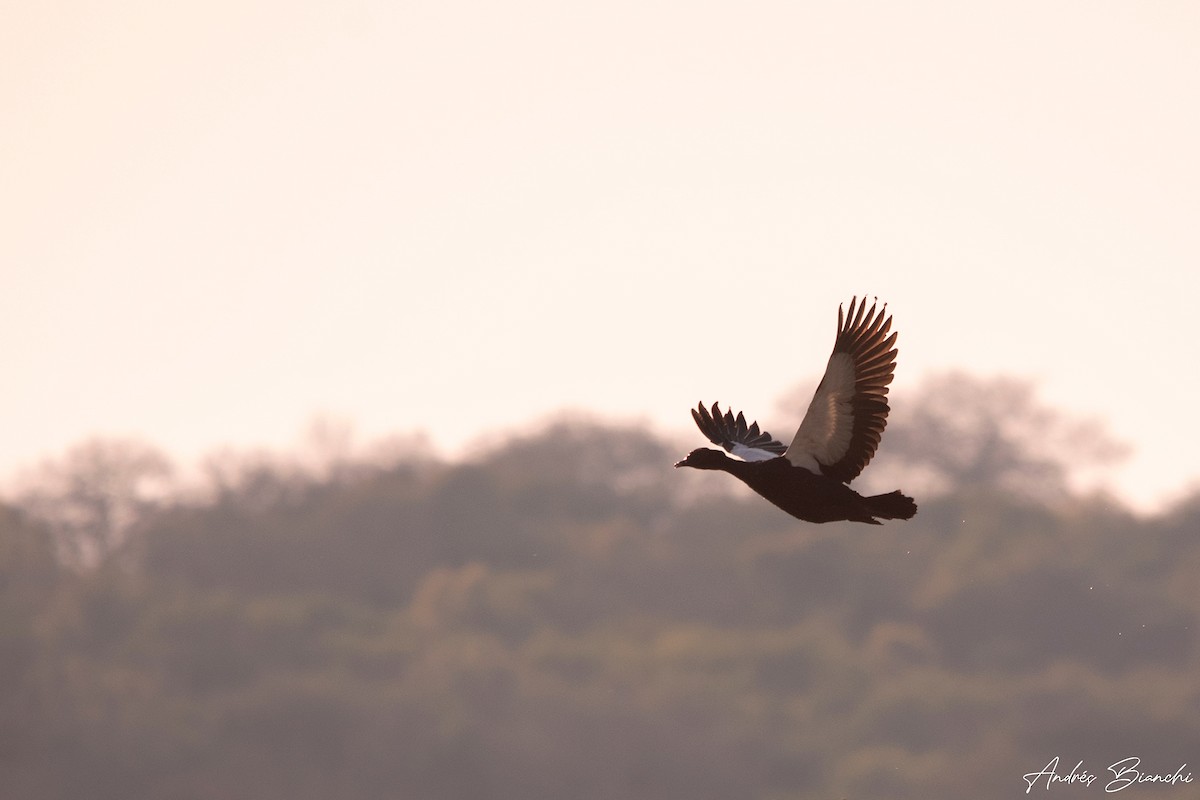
673,460,685,468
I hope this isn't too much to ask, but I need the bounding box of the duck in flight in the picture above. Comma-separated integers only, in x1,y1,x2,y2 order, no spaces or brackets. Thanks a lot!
675,296,917,525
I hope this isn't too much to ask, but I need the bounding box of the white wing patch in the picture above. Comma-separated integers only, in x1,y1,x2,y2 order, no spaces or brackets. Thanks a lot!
729,443,781,462
786,352,856,468
688,402,788,461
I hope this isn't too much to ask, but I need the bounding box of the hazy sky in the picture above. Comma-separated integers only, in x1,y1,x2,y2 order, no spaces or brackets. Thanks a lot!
4,1,1199,512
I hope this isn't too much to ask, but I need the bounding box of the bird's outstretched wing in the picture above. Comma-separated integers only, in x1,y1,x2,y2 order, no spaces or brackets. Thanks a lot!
691,401,787,462
785,296,897,483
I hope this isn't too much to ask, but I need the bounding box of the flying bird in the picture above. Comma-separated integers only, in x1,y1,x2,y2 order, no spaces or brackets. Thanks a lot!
675,296,917,524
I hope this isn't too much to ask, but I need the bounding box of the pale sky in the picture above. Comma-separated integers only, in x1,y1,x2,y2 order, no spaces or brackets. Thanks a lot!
3,1,1199,512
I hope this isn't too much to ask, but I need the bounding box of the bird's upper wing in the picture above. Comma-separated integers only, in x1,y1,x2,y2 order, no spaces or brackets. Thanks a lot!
785,296,897,482
691,401,787,462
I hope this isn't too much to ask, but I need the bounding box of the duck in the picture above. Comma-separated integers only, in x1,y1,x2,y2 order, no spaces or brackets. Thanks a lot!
675,296,917,524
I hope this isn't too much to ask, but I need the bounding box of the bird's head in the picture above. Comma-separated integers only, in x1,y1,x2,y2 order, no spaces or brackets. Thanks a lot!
674,448,731,471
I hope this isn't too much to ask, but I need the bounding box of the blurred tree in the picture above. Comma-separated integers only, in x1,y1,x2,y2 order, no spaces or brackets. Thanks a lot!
199,446,312,512
15,438,174,566
0,504,60,732
4,407,1200,800
477,416,681,521
782,371,1129,501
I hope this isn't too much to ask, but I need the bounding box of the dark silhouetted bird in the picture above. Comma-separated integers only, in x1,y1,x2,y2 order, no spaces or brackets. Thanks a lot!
675,296,917,524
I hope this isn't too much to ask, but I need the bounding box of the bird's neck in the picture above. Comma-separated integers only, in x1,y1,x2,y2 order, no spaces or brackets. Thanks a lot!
716,455,758,478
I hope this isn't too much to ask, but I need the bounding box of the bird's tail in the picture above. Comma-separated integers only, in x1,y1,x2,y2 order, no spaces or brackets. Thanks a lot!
866,490,918,521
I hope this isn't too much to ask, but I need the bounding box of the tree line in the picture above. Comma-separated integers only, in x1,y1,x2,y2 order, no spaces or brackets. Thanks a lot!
2,374,1195,799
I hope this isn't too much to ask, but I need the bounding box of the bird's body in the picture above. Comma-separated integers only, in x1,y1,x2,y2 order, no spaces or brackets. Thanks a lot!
677,447,914,524
675,296,917,525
